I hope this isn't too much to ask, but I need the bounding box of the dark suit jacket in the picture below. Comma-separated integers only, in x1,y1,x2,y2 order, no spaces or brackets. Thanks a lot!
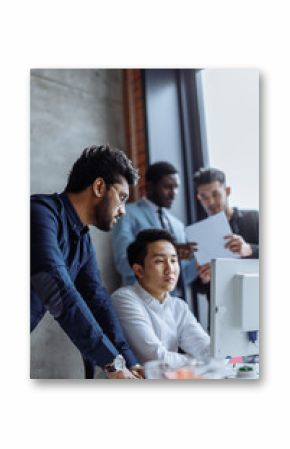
194,207,259,296
229,207,259,258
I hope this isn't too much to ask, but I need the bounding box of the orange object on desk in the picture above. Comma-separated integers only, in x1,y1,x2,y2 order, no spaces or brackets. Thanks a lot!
164,368,203,379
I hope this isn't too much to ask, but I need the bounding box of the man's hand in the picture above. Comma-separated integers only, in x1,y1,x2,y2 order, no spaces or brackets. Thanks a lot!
130,365,145,379
197,262,211,284
224,234,253,257
175,242,197,260
106,367,140,379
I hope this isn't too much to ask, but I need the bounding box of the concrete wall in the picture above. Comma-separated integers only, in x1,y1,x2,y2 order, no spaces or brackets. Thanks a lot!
30,69,126,378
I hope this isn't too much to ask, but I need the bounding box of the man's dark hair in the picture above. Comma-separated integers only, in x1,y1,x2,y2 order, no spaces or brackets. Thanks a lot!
193,167,226,188
127,229,176,267
65,144,139,193
145,161,178,184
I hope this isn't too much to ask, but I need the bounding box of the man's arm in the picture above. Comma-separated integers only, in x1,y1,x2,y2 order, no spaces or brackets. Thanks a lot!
226,209,259,258
248,209,259,258
178,301,210,360
31,200,124,369
224,234,257,258
75,251,139,369
181,258,199,285
111,211,136,285
249,243,259,258
171,219,199,284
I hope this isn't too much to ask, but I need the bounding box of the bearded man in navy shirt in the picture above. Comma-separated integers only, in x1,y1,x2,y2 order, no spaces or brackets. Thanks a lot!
31,145,143,379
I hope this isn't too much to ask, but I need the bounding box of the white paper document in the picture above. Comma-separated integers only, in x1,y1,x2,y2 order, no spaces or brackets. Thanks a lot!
185,211,240,265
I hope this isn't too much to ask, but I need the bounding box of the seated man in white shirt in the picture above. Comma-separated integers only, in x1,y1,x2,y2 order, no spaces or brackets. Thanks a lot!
112,229,210,368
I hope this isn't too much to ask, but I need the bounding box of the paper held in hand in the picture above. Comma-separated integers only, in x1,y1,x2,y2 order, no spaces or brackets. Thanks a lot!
185,211,240,265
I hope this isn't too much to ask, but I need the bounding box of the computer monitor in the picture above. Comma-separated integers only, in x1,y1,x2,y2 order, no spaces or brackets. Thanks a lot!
210,258,259,359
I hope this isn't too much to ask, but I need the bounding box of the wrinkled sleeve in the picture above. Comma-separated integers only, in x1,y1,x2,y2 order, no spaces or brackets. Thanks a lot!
111,212,136,285
112,290,191,368
177,301,210,360
31,200,119,368
181,259,198,284
178,223,198,284
75,253,139,368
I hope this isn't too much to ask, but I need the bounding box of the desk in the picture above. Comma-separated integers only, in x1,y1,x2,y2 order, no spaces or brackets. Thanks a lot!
225,362,259,379
144,359,259,379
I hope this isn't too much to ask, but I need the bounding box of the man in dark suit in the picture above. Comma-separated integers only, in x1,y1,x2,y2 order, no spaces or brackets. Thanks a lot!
192,167,259,293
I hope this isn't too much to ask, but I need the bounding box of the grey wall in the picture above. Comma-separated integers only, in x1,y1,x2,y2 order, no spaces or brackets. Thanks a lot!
30,69,126,378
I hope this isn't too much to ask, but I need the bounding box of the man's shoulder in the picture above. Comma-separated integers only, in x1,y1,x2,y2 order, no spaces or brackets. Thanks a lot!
111,285,140,307
112,284,135,298
119,199,153,223
235,207,259,220
166,210,184,225
126,199,148,213
169,294,188,310
31,193,59,206
31,193,62,217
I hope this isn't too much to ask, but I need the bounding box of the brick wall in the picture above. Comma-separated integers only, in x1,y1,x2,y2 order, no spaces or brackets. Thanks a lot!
123,69,148,200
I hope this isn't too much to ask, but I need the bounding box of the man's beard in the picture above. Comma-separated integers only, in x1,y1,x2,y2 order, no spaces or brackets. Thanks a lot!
94,196,113,232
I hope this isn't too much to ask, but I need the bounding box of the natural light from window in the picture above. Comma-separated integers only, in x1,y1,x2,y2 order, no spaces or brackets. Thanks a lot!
196,69,259,210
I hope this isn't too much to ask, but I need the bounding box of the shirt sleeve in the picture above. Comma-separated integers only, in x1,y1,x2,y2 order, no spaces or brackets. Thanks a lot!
192,277,210,296
75,253,139,368
111,212,137,285
175,221,198,284
249,244,259,258
177,300,210,360
31,200,120,368
181,259,198,284
249,209,259,258
112,289,193,368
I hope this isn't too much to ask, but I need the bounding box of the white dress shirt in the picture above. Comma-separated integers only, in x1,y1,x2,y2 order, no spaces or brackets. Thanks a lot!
112,282,210,367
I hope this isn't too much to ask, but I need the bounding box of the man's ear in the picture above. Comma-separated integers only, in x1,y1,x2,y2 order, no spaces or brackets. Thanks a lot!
92,177,106,198
132,263,144,280
226,186,231,197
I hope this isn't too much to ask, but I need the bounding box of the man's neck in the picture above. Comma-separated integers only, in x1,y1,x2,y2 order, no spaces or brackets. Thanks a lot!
66,191,90,226
146,194,162,208
139,281,167,303
225,206,234,221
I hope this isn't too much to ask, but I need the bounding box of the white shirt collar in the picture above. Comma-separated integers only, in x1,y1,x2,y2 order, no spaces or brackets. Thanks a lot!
133,282,171,308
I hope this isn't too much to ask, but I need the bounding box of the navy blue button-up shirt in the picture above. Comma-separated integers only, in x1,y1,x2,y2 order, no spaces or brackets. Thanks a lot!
31,192,138,368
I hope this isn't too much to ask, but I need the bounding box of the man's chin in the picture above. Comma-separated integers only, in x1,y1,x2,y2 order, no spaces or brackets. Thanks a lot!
165,281,177,292
208,209,221,216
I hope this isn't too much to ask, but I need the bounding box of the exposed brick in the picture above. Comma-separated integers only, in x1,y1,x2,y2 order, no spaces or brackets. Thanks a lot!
122,69,148,201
